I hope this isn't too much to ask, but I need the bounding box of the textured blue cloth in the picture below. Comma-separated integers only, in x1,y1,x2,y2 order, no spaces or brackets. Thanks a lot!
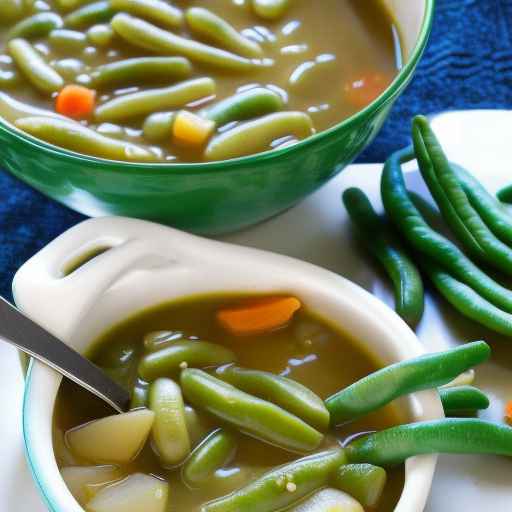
0,0,511,301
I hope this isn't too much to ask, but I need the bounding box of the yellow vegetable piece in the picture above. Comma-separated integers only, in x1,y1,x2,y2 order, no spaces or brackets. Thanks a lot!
172,110,215,147
290,489,364,512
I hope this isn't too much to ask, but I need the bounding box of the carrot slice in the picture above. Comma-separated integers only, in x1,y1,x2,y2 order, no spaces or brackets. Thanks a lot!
56,85,96,120
343,72,392,109
505,401,512,425
172,110,215,147
217,296,302,336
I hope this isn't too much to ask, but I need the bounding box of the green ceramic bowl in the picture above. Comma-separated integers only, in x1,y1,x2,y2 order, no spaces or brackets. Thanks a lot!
0,1,434,235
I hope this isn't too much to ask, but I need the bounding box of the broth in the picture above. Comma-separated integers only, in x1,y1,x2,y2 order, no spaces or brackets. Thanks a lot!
54,294,405,511
0,0,400,162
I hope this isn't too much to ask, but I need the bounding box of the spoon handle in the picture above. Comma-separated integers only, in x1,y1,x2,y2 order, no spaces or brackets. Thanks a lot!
0,297,130,413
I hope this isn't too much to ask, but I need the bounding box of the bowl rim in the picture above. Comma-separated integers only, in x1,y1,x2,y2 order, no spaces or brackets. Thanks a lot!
0,0,435,173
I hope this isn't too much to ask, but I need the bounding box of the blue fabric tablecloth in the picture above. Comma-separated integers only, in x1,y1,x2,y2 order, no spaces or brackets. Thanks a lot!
1,0,511,300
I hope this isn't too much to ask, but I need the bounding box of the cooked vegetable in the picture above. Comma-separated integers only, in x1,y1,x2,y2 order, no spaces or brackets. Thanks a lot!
332,464,386,508
142,112,176,143
439,385,489,416
505,401,512,425
498,184,512,204
143,330,184,353
343,187,424,327
325,341,490,425
290,488,364,512
216,296,301,335
0,0,24,24
64,1,116,29
65,409,155,464
184,404,212,447
149,378,191,467
252,0,291,20
130,379,149,409
56,84,96,120
172,110,215,147
7,12,63,40
87,24,115,46
181,369,324,453
49,29,87,50
110,0,183,29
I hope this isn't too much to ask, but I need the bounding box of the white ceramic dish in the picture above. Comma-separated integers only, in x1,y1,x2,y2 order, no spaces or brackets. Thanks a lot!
13,216,443,512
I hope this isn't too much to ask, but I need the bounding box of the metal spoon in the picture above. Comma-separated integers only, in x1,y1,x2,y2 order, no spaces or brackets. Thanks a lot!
0,296,130,413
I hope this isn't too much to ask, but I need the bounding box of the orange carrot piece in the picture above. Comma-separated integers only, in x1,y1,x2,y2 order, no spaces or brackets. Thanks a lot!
56,85,96,120
172,110,215,147
217,296,302,336
343,72,392,109
505,401,512,425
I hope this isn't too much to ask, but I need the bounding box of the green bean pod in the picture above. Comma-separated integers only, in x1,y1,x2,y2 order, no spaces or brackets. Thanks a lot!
95,77,215,122
111,0,183,28
0,0,24,23
138,341,236,381
205,111,313,161
215,364,329,431
331,464,387,509
343,187,424,327
49,29,88,50
111,13,271,72
55,0,92,11
15,116,161,162
381,146,512,313
201,87,284,127
143,330,184,352
7,12,63,40
186,7,263,58
325,341,490,425
439,385,489,416
183,429,237,487
130,379,149,409
91,56,191,88
64,1,116,29
87,24,115,46
181,369,324,454
497,185,512,204
252,0,290,20
142,111,176,143
347,419,512,467
184,405,213,447
149,377,191,467
201,449,346,512
8,39,64,94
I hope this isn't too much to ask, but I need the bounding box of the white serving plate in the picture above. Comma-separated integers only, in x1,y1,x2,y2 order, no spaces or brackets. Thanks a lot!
1,109,512,510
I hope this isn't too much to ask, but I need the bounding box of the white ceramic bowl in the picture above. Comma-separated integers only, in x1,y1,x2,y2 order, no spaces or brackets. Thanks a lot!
14,217,443,512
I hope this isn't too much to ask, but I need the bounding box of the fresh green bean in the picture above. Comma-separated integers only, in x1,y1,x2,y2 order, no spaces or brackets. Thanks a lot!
183,429,237,487
149,377,191,467
181,369,324,454
216,364,329,431
205,111,313,161
201,449,346,512
252,0,290,20
343,187,424,327
64,1,115,29
497,185,512,204
111,13,271,72
15,116,161,162
439,385,489,416
347,419,512,466
49,29,87,50
201,87,284,127
186,7,263,59
413,115,512,275
130,379,149,409
142,111,176,143
7,12,63,40
381,146,512,313
0,0,24,24
91,56,191,88
8,39,64,94
332,464,387,509
110,0,183,29
95,77,215,122
325,341,490,425
143,330,184,352
87,23,114,46
139,340,236,381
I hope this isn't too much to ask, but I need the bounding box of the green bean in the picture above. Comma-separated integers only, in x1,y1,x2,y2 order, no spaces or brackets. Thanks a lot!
186,7,263,59
201,449,346,512
439,385,489,416
149,377,191,467
91,56,191,88
201,87,284,127
325,341,490,425
15,116,161,162
87,23,114,46
216,364,329,431
64,1,115,29
343,187,424,327
181,369,323,454
7,12,63,40
49,29,87,51
110,0,183,29
183,429,237,487
8,39,64,94
0,0,24,24
381,146,512,313
413,115,512,275
130,379,149,409
142,111,176,143
205,111,313,161
452,163,512,247
95,77,215,122
111,13,271,72
138,340,236,381
498,185,512,204
252,0,290,20
184,405,213,447
347,419,512,467
143,330,184,352
331,464,387,509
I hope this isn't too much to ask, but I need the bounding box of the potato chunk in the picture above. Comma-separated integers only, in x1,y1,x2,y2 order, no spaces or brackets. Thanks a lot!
66,409,155,464
290,488,364,512
86,473,169,512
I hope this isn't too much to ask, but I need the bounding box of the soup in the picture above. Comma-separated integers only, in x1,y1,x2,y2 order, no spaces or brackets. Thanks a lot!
0,0,400,163
53,294,405,512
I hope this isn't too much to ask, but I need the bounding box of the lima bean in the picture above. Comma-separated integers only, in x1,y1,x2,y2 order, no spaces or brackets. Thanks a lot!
7,12,63,40
110,0,183,29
